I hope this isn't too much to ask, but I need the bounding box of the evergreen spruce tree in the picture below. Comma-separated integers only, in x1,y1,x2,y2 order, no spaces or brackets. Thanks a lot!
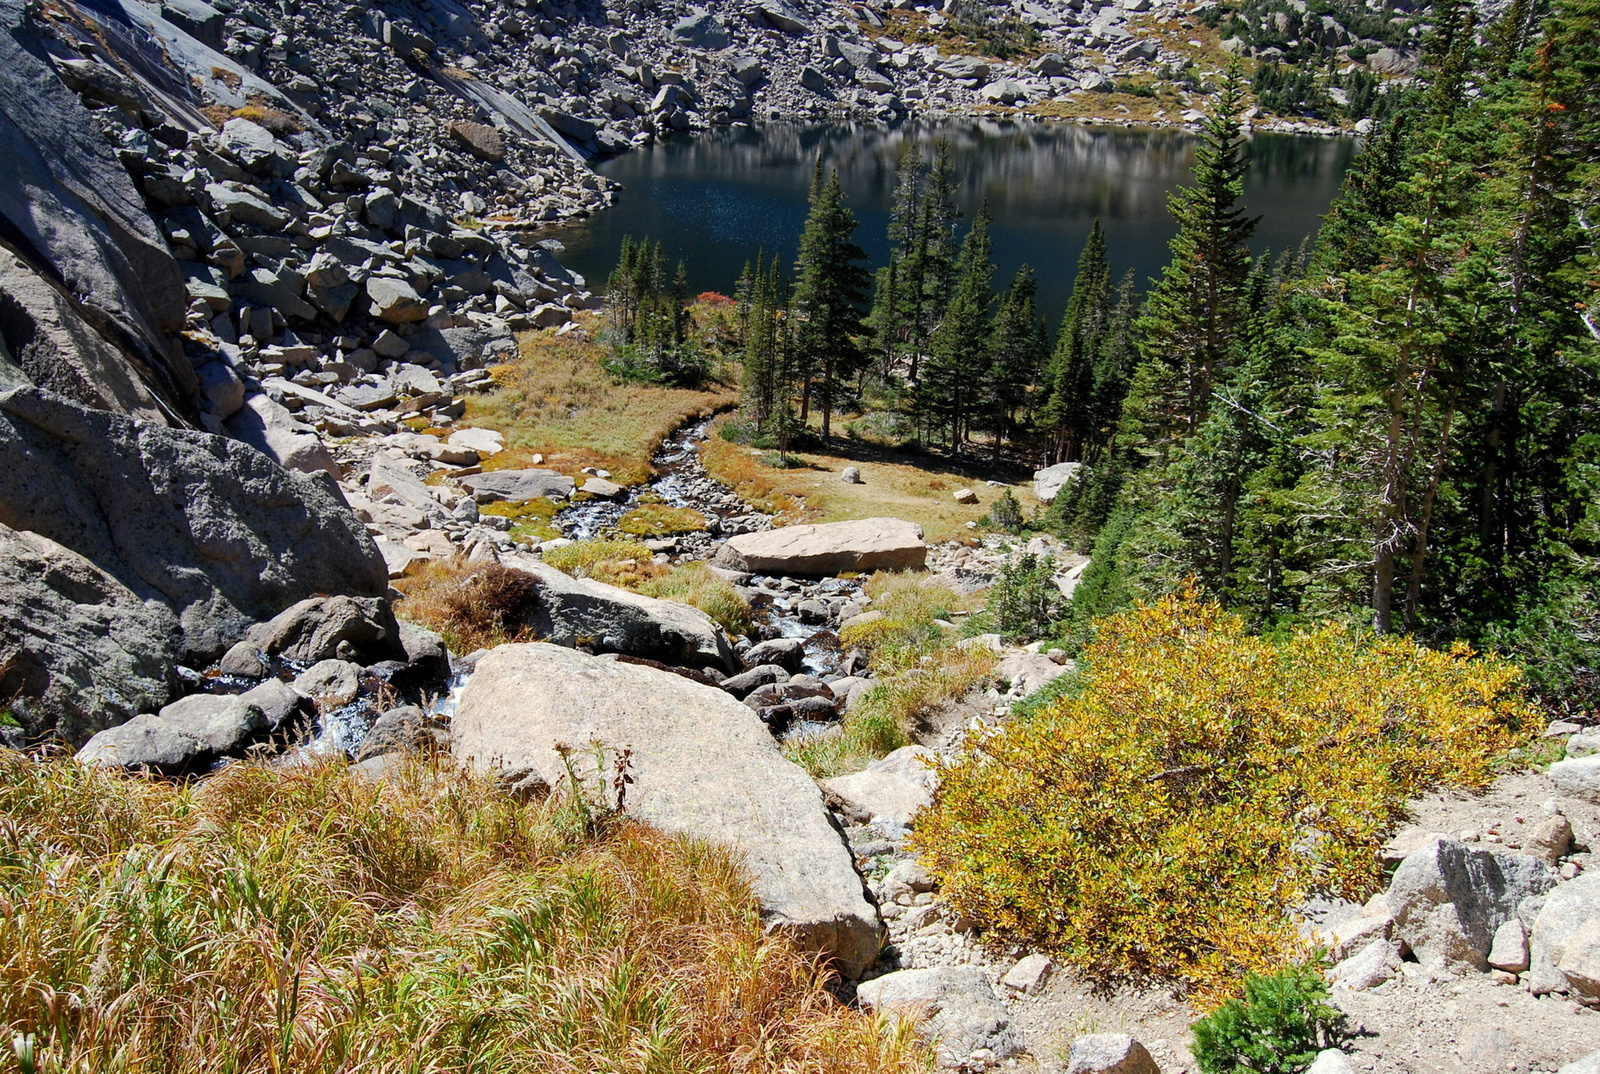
1039,220,1112,462
985,265,1048,460
1129,64,1258,442
791,168,871,439
921,201,995,453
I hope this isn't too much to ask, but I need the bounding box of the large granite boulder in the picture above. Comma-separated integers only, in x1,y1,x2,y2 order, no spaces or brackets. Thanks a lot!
1528,874,1600,1000
0,388,386,740
0,524,181,744
1033,461,1083,503
1387,835,1557,971
451,643,882,977
712,517,926,575
459,468,575,502
0,0,195,415
855,967,1023,1066
503,556,739,672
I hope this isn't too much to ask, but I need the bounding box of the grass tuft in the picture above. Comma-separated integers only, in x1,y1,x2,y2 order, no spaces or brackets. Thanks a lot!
0,753,930,1072
639,563,753,637
466,330,735,486
392,560,538,653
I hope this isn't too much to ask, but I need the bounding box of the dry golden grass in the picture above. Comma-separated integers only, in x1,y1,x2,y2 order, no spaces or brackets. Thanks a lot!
392,559,540,653
701,416,1038,543
464,326,736,486
0,752,931,1073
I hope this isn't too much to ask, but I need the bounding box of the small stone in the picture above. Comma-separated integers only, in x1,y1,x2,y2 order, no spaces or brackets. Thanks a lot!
1526,815,1575,864
1000,952,1054,995
217,640,268,678
1304,1051,1355,1074
1065,1033,1160,1074
840,465,862,484
953,488,977,504
291,659,362,706
1488,918,1530,973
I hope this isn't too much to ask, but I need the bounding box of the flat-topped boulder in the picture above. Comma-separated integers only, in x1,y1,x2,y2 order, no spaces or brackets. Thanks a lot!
501,555,738,672
451,643,883,977
712,517,926,575
459,468,574,502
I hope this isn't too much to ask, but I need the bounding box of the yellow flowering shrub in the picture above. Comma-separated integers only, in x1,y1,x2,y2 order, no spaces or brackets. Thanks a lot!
912,586,1541,1004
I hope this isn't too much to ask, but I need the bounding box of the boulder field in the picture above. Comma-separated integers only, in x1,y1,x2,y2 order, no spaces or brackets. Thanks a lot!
450,642,884,977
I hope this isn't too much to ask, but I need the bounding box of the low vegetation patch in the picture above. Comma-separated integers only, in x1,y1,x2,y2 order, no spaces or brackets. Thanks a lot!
392,560,538,653
478,497,563,544
913,586,1542,1003
617,501,709,538
639,562,752,637
1191,963,1348,1074
465,330,733,485
790,574,993,779
0,753,928,1072
541,537,659,588
702,416,1027,542
542,540,753,635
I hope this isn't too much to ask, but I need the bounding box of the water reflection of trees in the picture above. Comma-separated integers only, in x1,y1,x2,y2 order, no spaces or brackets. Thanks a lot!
576,121,1354,319
611,121,1352,231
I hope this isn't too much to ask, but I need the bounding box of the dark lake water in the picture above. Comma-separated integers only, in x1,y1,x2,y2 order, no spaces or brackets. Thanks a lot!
556,119,1358,325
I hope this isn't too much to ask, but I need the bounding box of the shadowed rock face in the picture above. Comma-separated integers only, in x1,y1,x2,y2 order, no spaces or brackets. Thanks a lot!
0,388,387,741
451,643,884,978
0,0,195,417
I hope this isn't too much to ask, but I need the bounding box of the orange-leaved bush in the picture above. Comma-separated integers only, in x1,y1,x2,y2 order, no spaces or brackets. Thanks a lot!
911,585,1541,1003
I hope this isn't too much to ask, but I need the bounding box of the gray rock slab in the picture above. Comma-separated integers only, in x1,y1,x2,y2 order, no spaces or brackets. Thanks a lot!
1529,874,1600,1000
451,643,882,976
0,523,181,743
0,388,384,726
505,557,738,672
1064,1033,1160,1074
0,246,167,421
1547,756,1600,804
459,468,574,502
856,967,1022,1065
225,392,340,478
822,745,938,828
0,4,193,415
76,693,266,773
712,517,925,575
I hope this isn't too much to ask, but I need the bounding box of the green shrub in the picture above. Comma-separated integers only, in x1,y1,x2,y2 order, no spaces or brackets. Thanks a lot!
912,586,1541,1002
1191,964,1346,1073
984,553,1063,642
984,489,1025,535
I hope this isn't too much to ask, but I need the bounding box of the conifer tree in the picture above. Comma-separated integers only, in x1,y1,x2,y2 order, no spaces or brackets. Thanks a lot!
985,265,1048,460
1040,221,1112,462
921,202,995,453
1129,64,1258,442
791,167,871,439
